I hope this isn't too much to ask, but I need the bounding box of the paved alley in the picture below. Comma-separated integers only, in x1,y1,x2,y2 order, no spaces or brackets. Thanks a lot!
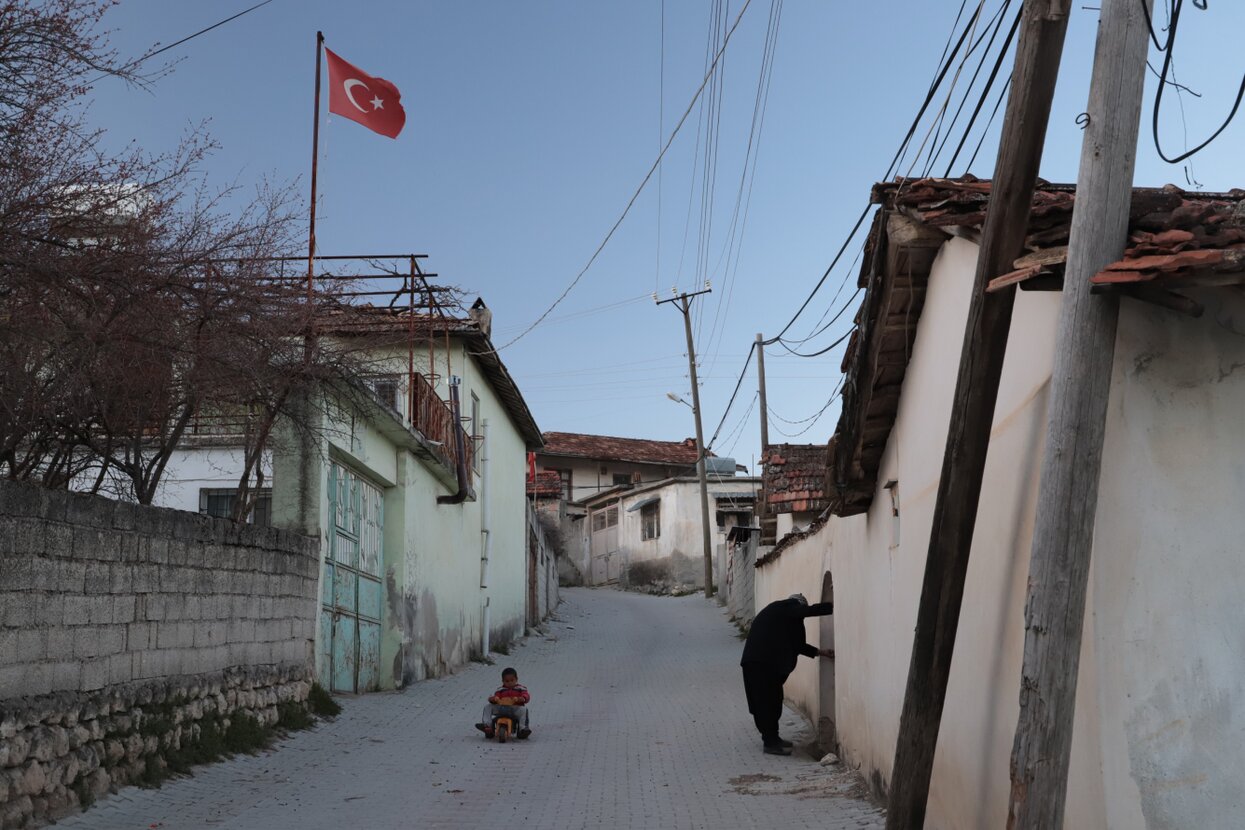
58,588,885,830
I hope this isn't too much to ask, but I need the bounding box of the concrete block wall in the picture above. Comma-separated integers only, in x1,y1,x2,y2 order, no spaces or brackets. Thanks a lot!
728,537,759,627
0,480,320,827
0,480,319,700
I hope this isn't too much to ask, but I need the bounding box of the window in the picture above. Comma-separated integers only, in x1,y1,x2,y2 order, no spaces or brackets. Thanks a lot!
640,501,660,541
470,392,481,472
612,473,632,487
591,511,607,532
552,469,572,502
199,488,272,526
370,375,401,412
606,506,618,527
717,510,754,529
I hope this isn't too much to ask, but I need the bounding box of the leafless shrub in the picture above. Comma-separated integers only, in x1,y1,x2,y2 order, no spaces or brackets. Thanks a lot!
0,1,416,507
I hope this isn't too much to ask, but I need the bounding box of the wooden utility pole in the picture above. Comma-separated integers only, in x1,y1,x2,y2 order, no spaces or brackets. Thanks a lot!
756,333,770,454
755,333,770,527
1007,2,1153,826
885,3,1071,827
658,286,715,598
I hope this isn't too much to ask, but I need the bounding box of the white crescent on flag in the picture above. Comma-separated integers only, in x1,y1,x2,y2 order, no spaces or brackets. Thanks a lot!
343,78,370,112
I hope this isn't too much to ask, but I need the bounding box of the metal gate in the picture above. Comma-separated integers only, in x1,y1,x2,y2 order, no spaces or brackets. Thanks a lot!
319,462,384,693
589,505,620,584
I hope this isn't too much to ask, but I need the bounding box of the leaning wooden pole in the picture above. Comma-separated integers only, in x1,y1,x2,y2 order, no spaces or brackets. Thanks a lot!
884,3,1071,827
1007,2,1153,826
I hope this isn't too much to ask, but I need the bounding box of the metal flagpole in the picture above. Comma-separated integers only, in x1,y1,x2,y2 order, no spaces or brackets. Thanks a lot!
308,31,324,300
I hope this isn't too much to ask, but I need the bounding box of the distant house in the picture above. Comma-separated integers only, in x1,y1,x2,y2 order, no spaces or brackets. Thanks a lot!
576,461,759,588
754,177,1245,829
760,443,830,544
534,432,703,503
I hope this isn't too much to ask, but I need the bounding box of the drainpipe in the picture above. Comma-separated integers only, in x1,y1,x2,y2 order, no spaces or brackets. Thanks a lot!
437,377,471,505
480,418,491,656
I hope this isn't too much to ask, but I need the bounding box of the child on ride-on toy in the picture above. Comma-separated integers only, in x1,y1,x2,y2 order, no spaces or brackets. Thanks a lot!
475,667,531,739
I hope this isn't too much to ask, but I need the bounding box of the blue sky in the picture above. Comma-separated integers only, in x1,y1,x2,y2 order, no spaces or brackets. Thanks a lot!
87,1,1245,472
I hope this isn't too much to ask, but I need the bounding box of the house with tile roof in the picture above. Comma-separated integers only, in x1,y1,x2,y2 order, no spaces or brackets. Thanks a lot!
759,443,829,544
534,432,707,503
151,294,547,695
752,177,1245,830
576,467,759,588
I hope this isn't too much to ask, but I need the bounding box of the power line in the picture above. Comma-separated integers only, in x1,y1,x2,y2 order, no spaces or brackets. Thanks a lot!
702,0,785,376
764,1,1018,349
92,0,279,83
1147,0,1242,164
766,379,843,438
496,0,757,351
705,340,756,448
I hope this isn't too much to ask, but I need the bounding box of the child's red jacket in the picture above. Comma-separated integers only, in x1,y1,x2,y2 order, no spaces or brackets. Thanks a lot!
492,683,530,706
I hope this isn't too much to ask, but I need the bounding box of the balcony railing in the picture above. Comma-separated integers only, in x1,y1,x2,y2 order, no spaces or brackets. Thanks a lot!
409,372,472,473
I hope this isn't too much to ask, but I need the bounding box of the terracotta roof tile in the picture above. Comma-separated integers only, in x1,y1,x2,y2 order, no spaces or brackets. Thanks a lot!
527,470,562,498
762,443,829,513
539,432,704,466
831,176,1245,519
872,176,1245,290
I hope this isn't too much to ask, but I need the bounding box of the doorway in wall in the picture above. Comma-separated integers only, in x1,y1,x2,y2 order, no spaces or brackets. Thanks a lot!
319,461,384,693
818,570,837,749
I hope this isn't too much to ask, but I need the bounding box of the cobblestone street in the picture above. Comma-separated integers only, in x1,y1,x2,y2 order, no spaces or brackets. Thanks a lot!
58,588,884,830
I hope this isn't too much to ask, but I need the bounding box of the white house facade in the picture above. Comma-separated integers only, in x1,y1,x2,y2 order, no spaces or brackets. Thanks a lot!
755,180,1245,830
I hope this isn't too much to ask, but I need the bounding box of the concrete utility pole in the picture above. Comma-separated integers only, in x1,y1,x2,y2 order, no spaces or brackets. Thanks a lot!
657,285,715,598
885,3,1071,828
1007,2,1153,827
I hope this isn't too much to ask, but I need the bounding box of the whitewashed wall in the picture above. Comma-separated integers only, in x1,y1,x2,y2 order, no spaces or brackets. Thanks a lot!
583,478,758,586
151,446,271,515
1091,287,1245,830
756,238,1106,826
757,237,1245,828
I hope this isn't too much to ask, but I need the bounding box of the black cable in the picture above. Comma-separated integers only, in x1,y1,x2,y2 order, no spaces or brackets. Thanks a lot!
707,4,1009,440
773,323,854,358
966,68,1010,172
938,1,1021,176
921,0,1010,178
763,206,871,346
706,341,756,448
1150,0,1244,165
767,379,843,438
92,0,279,83
497,0,756,351
765,2,987,346
776,286,862,350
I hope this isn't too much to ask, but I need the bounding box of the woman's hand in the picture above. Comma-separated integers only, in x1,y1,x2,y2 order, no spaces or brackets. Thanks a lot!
819,648,835,659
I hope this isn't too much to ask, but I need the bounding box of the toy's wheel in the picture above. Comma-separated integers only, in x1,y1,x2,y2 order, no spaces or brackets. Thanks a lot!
498,724,508,743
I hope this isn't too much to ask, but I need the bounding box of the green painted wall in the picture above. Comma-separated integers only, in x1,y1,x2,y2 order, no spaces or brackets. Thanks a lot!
272,338,533,690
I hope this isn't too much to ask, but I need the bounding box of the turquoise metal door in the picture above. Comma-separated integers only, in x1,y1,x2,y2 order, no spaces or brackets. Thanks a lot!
320,462,384,693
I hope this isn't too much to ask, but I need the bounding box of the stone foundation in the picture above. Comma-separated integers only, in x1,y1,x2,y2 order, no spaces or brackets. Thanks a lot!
0,664,310,829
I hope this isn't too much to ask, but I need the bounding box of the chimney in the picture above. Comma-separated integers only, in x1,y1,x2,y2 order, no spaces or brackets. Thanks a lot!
468,297,492,338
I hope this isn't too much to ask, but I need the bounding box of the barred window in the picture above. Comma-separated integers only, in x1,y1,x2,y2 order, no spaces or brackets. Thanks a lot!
640,502,660,541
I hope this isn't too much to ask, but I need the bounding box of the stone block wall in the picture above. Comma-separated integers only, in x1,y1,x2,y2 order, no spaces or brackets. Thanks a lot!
0,480,320,827
0,666,310,827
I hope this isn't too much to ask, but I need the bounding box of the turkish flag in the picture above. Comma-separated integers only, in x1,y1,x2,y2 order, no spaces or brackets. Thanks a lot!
324,47,406,139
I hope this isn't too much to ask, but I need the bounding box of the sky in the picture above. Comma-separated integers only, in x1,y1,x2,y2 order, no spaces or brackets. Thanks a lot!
85,1,1245,473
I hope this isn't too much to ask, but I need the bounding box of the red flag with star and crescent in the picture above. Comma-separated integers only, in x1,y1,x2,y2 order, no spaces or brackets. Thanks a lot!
324,48,406,139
